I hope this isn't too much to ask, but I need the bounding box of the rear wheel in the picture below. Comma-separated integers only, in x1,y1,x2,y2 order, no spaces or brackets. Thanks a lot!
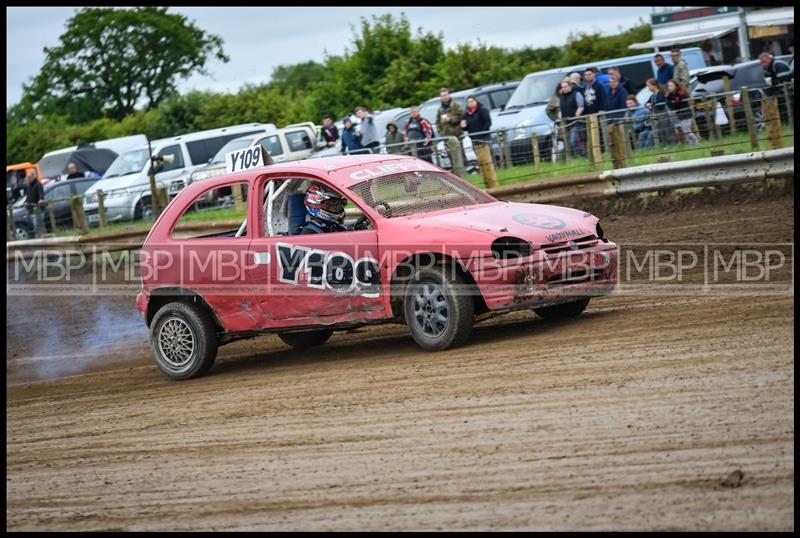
150,301,218,380
404,266,474,351
278,329,333,349
533,298,590,320
134,199,154,220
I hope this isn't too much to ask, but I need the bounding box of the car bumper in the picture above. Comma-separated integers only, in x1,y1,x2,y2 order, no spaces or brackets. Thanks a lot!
84,197,134,224
473,242,619,311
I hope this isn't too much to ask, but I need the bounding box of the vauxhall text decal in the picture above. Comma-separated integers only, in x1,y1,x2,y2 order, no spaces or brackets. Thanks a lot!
276,242,380,297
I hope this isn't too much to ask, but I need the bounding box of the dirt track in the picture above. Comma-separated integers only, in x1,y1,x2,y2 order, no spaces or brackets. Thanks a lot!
6,187,794,531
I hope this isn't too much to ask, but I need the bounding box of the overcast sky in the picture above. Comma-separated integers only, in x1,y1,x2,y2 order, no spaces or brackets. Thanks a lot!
6,6,655,107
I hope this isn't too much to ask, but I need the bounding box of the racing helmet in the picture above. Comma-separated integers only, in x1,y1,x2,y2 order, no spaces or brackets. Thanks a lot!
304,184,347,225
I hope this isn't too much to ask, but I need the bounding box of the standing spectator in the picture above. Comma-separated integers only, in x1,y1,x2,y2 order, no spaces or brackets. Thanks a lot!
10,170,27,203
24,170,46,238
607,66,634,95
340,117,365,155
384,122,405,154
568,72,583,89
354,106,380,153
460,95,496,187
701,40,718,66
435,87,466,169
559,78,585,157
645,78,670,144
582,67,606,116
404,106,434,163
65,162,84,180
670,48,690,91
604,74,629,121
654,53,674,87
664,79,697,144
319,114,339,148
759,52,786,96
545,82,562,122
626,95,653,149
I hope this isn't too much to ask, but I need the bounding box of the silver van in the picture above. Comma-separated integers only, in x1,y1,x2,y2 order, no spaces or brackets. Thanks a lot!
82,123,276,222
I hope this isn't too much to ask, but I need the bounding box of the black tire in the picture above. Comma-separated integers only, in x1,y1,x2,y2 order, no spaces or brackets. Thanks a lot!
278,329,333,349
534,298,590,320
403,266,474,351
149,301,218,380
14,223,31,240
134,199,154,221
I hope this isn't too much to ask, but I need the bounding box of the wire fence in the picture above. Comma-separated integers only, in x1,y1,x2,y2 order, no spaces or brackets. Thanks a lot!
7,81,794,241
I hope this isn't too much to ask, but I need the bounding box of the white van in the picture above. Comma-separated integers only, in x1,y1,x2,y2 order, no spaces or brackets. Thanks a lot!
82,123,276,222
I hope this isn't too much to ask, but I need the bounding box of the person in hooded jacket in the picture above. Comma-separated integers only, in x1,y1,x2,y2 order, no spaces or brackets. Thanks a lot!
460,95,496,188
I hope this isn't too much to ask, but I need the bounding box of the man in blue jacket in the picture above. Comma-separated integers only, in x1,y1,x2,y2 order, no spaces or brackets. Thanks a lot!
604,75,629,121
654,53,674,86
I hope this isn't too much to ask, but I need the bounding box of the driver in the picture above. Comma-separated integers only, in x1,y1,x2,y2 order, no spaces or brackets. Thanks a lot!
296,184,348,234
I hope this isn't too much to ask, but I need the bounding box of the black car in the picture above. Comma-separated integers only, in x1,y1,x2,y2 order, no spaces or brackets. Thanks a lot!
12,178,99,239
692,58,794,136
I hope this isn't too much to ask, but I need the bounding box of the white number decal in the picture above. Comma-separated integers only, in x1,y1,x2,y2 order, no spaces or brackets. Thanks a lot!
225,146,264,173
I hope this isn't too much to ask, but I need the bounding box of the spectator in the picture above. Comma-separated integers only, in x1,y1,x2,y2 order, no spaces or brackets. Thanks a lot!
645,78,666,110
759,52,785,96
545,82,562,122
664,79,697,145
607,66,634,95
24,170,46,238
10,170,27,203
384,122,405,154
435,87,466,169
404,106,434,163
582,67,606,116
670,48,690,91
559,78,585,157
461,95,496,187
605,74,629,121
627,94,653,149
568,72,583,89
654,53,674,86
319,114,339,148
340,117,365,155
354,106,380,153
645,78,671,145
65,162,84,180
701,40,718,66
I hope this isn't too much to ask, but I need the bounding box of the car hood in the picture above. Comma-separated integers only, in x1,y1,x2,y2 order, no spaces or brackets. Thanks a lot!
398,201,598,245
491,104,553,135
83,171,145,195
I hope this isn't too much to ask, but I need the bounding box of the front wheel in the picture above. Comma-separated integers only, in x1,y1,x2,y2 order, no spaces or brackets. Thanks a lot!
533,298,590,320
404,267,474,351
278,329,333,349
150,301,218,380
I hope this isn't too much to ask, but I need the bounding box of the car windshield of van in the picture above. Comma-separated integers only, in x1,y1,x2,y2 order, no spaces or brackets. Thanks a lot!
103,148,150,178
505,73,565,109
210,137,255,164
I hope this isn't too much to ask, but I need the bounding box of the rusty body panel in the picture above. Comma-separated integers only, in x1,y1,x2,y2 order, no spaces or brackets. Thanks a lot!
137,154,618,339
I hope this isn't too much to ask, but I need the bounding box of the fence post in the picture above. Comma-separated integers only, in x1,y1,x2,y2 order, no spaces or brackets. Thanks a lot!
763,96,783,149
231,183,245,211
474,142,497,189
741,86,759,150
704,97,718,140
782,81,793,128
156,187,168,215
610,124,627,169
71,196,89,235
559,118,571,161
586,114,602,168
530,133,541,173
96,189,107,229
599,112,612,155
686,97,700,141
33,206,46,238
501,130,512,169
7,204,15,241
722,75,736,135
47,201,57,233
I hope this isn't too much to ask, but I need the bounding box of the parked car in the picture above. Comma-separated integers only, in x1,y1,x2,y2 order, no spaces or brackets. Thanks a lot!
83,123,277,223
12,177,99,239
692,58,794,134
492,48,707,164
137,154,619,379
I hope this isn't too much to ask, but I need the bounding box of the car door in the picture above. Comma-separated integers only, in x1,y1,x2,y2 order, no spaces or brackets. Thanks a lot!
154,144,188,190
284,128,316,161
247,176,386,328
45,183,74,227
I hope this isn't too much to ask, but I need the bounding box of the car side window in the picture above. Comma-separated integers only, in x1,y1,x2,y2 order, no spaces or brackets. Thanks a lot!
475,93,492,110
158,145,185,172
259,135,284,157
171,181,249,239
73,180,95,197
45,184,71,202
285,130,313,152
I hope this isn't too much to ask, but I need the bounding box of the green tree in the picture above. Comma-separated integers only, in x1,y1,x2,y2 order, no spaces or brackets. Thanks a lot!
20,7,229,122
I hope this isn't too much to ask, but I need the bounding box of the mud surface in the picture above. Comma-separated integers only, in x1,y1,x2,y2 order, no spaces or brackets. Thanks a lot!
6,189,794,530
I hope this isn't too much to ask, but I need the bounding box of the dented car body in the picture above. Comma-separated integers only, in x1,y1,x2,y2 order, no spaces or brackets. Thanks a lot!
137,154,618,379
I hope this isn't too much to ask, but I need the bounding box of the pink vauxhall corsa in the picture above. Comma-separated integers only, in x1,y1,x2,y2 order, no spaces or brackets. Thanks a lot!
137,154,618,379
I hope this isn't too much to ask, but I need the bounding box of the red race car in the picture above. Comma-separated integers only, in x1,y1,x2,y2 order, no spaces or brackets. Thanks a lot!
137,154,618,379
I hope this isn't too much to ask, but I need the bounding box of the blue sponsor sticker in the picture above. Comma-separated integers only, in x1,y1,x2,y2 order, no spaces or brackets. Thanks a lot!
512,213,566,230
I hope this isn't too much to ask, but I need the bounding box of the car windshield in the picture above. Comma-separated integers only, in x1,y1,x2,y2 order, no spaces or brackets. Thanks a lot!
419,100,440,127
505,73,564,109
349,171,495,218
103,148,149,178
210,137,254,164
